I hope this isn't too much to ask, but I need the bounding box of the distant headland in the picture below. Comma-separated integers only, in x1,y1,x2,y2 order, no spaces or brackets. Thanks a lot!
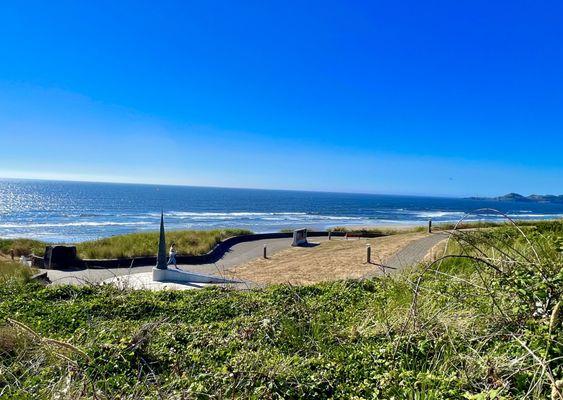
468,193,563,203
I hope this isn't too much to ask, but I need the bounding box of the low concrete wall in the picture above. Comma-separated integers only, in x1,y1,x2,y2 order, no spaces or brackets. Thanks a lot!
152,267,235,283
30,271,51,284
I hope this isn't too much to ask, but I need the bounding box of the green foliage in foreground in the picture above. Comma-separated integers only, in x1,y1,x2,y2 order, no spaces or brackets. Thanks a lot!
1,222,562,399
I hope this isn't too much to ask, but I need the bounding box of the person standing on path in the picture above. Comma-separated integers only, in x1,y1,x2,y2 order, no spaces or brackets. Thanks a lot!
167,242,178,268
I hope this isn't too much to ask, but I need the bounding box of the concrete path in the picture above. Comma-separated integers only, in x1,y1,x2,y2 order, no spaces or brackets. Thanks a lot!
43,233,448,286
363,232,449,278
43,237,329,285
385,232,448,269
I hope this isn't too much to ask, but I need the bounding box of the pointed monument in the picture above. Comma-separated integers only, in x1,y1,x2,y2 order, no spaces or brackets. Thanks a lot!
152,211,239,285
156,211,167,269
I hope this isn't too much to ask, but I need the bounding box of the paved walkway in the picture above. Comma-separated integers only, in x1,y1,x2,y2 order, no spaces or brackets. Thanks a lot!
43,233,448,286
43,237,328,285
383,232,448,269
362,232,449,278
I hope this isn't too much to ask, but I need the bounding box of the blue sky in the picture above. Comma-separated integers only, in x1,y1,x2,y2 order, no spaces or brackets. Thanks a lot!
0,1,561,196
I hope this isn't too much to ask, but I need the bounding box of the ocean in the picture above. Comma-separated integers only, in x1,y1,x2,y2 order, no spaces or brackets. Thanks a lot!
1,179,562,243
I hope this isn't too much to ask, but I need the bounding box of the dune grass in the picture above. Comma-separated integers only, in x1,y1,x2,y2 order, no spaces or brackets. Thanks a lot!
0,221,561,398
332,218,563,235
331,225,427,235
75,228,252,259
0,229,252,259
0,260,34,285
0,238,46,257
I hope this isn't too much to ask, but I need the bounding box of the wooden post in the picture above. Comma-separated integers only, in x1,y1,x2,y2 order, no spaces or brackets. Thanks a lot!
366,244,371,263
263,245,267,259
428,219,432,233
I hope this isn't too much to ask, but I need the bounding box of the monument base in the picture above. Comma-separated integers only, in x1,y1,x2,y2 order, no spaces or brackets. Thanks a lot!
152,267,234,284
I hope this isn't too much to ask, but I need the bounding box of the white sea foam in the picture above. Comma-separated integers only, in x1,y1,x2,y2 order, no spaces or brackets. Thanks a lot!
413,211,466,219
375,209,467,219
506,213,563,218
165,211,365,221
0,221,151,228
1,210,559,233
167,211,307,217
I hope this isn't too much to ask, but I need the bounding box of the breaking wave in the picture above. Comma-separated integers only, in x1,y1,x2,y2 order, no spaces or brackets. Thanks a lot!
0,221,151,228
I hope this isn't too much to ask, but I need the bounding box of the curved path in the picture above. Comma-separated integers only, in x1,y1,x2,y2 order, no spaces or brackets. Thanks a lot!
359,232,448,279
43,233,447,286
383,232,448,270
43,237,326,285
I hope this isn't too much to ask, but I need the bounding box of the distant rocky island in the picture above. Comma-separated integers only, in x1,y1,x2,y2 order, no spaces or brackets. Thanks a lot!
469,193,563,203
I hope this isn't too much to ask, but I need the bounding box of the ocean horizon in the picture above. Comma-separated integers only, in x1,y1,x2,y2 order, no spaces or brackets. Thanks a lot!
1,178,562,243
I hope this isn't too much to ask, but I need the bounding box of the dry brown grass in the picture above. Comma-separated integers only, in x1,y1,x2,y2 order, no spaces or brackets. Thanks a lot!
226,232,427,285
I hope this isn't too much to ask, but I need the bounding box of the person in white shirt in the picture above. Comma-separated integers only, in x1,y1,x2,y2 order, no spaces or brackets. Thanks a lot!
167,242,178,268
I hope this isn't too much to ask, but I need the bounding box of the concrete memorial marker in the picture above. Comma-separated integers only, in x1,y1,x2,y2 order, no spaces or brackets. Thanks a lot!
292,228,308,246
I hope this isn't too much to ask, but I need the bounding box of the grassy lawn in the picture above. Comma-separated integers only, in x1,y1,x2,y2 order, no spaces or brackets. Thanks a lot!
0,221,561,398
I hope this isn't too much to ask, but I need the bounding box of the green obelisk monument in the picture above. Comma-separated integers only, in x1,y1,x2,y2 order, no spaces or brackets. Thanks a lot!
156,211,167,269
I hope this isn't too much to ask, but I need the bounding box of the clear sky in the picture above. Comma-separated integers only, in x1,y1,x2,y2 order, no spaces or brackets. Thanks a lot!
0,1,561,197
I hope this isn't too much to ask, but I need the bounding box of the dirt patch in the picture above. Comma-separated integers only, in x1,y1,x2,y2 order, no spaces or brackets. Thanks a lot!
225,233,427,285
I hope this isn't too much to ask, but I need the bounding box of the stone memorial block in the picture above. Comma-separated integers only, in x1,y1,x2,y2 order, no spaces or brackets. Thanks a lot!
292,228,308,246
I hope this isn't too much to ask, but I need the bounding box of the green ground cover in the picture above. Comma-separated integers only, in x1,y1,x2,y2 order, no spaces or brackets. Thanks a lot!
0,221,561,398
